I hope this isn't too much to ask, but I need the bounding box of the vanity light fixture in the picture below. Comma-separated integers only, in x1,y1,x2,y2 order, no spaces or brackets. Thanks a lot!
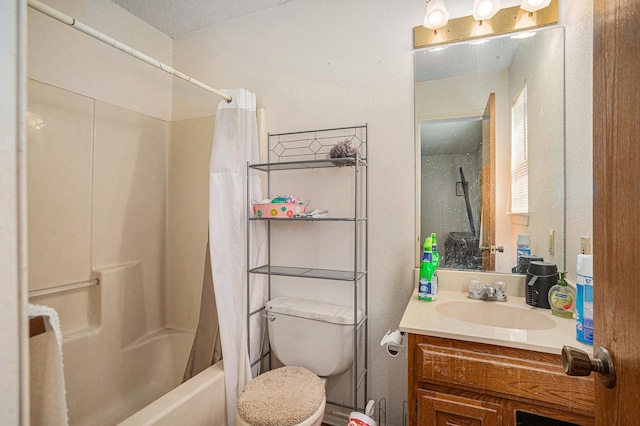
423,0,449,31
414,0,557,48
472,0,502,21
520,0,552,13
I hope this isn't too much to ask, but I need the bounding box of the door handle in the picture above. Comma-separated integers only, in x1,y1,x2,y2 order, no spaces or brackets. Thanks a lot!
561,345,616,389
479,245,504,254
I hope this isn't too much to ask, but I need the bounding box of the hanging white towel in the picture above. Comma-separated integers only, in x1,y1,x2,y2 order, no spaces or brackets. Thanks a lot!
28,303,69,426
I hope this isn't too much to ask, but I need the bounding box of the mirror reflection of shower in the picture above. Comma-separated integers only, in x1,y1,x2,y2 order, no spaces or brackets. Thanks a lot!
420,116,482,269
415,26,566,273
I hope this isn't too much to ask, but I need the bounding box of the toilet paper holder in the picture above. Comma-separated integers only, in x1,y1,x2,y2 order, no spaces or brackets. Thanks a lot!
380,329,407,356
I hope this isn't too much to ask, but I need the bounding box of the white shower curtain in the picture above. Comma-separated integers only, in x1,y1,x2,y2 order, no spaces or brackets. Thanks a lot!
209,89,266,426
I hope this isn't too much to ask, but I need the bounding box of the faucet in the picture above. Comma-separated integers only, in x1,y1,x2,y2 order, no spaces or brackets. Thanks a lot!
468,282,507,301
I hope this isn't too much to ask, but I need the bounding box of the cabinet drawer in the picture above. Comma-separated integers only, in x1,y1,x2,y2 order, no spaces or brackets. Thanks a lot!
413,337,594,414
418,389,503,426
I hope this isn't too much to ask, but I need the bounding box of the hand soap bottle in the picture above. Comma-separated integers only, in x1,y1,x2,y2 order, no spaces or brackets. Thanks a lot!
548,271,575,318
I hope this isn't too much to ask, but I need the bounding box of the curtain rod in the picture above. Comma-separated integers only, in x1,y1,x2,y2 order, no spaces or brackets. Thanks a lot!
27,0,232,103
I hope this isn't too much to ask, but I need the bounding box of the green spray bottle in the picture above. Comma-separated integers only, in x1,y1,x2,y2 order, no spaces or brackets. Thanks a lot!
418,238,438,301
431,233,440,269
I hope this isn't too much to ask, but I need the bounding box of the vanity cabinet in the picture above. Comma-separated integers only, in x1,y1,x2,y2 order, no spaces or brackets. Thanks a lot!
408,334,595,426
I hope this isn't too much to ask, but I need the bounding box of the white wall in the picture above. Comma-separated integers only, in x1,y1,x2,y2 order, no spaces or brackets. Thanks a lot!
509,27,565,270
173,1,422,421
563,2,594,280
0,0,26,423
172,1,593,423
27,0,173,121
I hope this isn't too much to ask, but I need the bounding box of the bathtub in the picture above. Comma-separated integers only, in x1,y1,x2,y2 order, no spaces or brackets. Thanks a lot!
47,262,225,425
39,263,227,425
119,360,227,426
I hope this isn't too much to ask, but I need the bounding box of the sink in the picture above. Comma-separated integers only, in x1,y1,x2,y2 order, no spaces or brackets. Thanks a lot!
435,300,557,330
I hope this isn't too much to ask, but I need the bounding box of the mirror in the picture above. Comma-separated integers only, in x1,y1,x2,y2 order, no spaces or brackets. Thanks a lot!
415,26,565,274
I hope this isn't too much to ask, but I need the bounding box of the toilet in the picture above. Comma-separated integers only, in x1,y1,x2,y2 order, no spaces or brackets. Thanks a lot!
236,296,362,426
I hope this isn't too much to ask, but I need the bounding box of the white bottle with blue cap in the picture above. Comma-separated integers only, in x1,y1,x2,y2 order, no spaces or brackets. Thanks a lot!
576,254,594,345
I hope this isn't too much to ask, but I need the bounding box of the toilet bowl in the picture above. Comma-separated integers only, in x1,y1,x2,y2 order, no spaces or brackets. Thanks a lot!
235,297,362,426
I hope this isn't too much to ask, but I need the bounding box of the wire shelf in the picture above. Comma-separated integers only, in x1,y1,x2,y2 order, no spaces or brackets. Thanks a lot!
268,125,367,163
249,217,367,222
249,265,367,281
248,124,369,413
250,157,367,172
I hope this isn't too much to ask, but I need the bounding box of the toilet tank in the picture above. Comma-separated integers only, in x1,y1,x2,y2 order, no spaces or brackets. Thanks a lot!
266,297,363,377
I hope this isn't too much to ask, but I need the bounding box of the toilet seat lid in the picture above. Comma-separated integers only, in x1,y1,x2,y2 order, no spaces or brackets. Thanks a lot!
237,366,325,426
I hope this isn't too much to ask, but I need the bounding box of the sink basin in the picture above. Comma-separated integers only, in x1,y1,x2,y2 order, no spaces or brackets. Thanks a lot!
435,300,557,330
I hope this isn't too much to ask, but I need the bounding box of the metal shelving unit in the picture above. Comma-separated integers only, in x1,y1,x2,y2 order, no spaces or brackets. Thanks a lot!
246,124,368,412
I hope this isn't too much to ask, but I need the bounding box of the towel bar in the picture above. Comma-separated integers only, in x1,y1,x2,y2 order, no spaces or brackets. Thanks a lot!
28,278,99,299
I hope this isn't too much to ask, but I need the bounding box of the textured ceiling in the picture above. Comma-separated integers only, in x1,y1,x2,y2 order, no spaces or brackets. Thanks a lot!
111,0,527,40
111,0,297,38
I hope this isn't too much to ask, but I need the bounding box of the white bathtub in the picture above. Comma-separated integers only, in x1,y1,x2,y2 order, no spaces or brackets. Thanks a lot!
119,360,227,426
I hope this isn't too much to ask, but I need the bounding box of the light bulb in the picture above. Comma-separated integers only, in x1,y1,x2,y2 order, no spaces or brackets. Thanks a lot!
477,0,494,18
472,0,501,21
520,0,551,13
423,0,449,30
427,10,444,27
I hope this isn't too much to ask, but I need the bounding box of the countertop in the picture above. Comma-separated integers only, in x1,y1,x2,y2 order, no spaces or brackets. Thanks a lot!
399,288,593,355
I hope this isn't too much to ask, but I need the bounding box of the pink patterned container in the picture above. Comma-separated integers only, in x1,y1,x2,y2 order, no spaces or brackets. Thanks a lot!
252,202,307,218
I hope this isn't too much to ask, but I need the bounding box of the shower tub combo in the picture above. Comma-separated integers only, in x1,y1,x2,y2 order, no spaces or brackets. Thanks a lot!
36,262,226,425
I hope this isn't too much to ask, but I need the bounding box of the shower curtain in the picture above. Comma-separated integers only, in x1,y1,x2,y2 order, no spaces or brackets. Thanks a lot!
208,89,267,425
182,237,222,381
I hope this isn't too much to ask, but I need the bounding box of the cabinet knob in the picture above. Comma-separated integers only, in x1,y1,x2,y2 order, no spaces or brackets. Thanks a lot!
561,345,616,389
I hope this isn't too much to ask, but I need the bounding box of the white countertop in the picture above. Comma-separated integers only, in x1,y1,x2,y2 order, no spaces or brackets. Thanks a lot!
399,288,593,355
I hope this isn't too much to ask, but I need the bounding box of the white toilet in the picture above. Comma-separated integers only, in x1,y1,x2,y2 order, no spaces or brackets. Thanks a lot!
236,296,362,426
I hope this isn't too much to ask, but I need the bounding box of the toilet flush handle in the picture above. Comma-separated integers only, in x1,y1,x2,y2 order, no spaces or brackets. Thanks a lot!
263,312,276,321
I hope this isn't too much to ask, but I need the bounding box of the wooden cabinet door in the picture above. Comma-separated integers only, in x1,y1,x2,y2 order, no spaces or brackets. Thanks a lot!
593,0,640,423
417,389,503,426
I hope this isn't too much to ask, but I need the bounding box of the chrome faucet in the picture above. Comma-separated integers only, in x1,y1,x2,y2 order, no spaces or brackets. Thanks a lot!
468,282,507,301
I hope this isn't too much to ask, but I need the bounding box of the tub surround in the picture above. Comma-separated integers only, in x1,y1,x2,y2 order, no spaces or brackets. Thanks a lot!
26,79,194,424
400,270,592,355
